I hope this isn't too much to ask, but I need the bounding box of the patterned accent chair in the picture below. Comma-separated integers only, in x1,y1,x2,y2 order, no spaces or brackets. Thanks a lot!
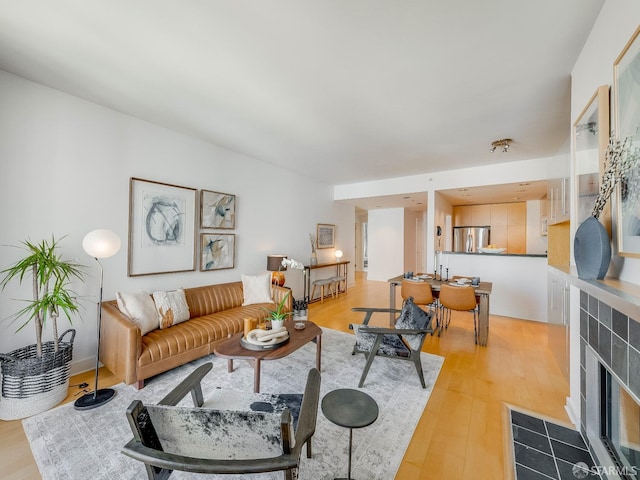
122,363,321,480
350,297,434,388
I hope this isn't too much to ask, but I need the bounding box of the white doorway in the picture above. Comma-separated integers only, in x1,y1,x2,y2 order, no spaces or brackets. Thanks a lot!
416,218,424,273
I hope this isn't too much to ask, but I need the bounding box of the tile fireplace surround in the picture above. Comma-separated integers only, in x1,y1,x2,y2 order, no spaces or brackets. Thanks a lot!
554,266,640,479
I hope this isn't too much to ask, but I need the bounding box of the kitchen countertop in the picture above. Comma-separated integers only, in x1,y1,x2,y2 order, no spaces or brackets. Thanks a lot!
443,251,547,258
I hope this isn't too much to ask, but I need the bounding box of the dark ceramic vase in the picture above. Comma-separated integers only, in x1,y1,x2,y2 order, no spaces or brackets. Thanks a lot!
574,216,611,279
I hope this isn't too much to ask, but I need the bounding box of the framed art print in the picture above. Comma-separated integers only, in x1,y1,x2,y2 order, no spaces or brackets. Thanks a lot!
128,177,197,276
614,25,640,257
200,233,235,270
200,190,236,229
573,85,609,227
316,223,335,249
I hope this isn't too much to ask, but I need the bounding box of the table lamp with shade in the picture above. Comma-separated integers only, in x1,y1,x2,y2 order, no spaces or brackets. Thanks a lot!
74,229,121,410
267,254,287,286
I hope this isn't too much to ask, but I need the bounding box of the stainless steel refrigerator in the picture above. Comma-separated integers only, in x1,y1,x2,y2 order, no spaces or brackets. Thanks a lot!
453,226,491,253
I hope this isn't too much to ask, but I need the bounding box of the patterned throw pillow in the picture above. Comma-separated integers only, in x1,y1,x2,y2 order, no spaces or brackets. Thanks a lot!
241,273,273,306
116,291,159,335
395,297,433,350
153,289,190,329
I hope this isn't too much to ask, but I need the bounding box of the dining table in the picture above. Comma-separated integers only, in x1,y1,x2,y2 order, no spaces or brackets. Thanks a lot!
388,274,493,346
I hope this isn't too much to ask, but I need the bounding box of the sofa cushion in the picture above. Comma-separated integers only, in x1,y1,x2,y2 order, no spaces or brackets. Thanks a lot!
241,273,273,306
153,289,191,329
116,291,158,335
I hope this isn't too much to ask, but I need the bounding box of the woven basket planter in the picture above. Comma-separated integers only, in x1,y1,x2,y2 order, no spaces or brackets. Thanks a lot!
0,329,75,420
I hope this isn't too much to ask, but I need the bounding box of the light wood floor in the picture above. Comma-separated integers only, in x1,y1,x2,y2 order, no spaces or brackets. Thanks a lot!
0,271,570,479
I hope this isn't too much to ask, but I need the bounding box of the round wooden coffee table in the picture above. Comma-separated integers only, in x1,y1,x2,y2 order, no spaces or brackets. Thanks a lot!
321,388,379,480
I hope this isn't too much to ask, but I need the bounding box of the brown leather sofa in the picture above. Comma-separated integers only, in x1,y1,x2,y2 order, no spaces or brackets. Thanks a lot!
99,281,292,389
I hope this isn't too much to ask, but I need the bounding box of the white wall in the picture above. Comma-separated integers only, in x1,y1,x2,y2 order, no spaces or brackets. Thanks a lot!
367,208,404,281
567,0,640,424
0,70,343,373
526,200,548,254
404,209,423,272
446,254,548,321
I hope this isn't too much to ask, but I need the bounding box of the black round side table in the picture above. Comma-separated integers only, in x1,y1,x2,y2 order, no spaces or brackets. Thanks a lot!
321,388,379,480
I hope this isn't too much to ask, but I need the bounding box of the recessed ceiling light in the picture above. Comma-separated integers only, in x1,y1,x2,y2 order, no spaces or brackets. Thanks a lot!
403,196,410,199
513,197,520,200
458,188,468,192
519,183,530,186
463,194,472,197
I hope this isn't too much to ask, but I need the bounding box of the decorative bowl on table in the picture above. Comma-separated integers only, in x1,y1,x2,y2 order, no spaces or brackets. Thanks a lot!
479,247,506,254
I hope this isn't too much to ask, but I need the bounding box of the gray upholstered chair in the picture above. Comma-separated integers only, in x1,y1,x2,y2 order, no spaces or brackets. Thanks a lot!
350,297,434,388
122,363,321,480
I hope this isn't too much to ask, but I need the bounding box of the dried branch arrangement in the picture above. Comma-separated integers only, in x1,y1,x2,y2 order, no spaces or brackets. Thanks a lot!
592,135,639,219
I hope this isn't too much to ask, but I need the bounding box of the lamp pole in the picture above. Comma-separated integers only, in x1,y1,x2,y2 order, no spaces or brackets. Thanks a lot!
74,229,120,411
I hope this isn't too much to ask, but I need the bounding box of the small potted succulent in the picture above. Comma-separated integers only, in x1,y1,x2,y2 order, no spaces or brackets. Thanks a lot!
267,290,292,329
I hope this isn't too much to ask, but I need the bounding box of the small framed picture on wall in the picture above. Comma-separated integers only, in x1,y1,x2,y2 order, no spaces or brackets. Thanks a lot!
317,223,335,249
200,233,235,271
200,190,236,229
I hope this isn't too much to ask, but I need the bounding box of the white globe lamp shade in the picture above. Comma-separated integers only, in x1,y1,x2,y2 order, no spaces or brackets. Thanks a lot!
335,249,343,259
83,229,121,259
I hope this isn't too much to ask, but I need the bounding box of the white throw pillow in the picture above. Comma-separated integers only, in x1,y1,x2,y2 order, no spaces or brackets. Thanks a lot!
116,291,159,335
241,273,273,306
153,289,191,329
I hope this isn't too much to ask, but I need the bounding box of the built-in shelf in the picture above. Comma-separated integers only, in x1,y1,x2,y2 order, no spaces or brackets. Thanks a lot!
550,265,640,321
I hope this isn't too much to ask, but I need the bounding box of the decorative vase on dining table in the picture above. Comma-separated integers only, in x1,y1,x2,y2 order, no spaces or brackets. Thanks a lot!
574,215,611,280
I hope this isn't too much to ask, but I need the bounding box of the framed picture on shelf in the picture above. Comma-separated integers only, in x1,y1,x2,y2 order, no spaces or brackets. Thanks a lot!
316,223,335,249
614,25,640,257
200,233,235,271
200,190,236,229
573,85,609,227
128,177,196,276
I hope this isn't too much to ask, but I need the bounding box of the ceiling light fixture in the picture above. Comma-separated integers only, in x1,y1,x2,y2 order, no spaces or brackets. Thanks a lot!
490,138,512,153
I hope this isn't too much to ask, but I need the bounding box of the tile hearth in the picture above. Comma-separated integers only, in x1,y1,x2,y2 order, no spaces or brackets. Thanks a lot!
510,409,601,479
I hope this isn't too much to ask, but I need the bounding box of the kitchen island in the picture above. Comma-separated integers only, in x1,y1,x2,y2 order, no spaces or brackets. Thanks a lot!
437,251,548,322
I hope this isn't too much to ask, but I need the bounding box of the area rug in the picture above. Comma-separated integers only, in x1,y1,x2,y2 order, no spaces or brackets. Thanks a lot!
23,327,443,480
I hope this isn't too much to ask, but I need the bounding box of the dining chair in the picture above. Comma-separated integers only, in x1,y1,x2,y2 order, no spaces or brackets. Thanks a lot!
438,284,479,343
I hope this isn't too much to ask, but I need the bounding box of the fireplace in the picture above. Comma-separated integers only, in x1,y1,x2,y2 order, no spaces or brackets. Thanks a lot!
585,347,639,478
581,286,640,479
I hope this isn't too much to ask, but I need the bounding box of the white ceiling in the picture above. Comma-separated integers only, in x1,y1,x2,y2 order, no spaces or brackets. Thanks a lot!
0,1,603,188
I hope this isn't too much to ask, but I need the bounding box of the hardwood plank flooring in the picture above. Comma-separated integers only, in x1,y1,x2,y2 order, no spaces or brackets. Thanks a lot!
0,271,569,479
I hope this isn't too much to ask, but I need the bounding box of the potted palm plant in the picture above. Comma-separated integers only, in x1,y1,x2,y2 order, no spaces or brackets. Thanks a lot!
0,236,85,419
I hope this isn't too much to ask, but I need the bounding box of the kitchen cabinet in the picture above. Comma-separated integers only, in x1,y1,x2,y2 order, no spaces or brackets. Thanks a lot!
548,178,570,225
508,203,526,225
491,204,508,226
547,270,569,380
471,204,491,226
491,226,508,248
453,206,472,226
507,225,526,253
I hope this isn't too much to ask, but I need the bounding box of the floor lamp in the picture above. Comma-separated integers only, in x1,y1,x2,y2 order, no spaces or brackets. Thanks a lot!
74,229,121,410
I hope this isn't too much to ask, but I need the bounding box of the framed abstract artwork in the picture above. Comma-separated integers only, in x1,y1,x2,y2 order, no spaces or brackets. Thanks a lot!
614,26,640,257
200,233,235,271
128,177,197,276
200,190,236,229
316,223,335,249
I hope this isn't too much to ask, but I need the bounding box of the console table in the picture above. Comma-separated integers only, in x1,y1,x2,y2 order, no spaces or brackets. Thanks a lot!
304,260,350,303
